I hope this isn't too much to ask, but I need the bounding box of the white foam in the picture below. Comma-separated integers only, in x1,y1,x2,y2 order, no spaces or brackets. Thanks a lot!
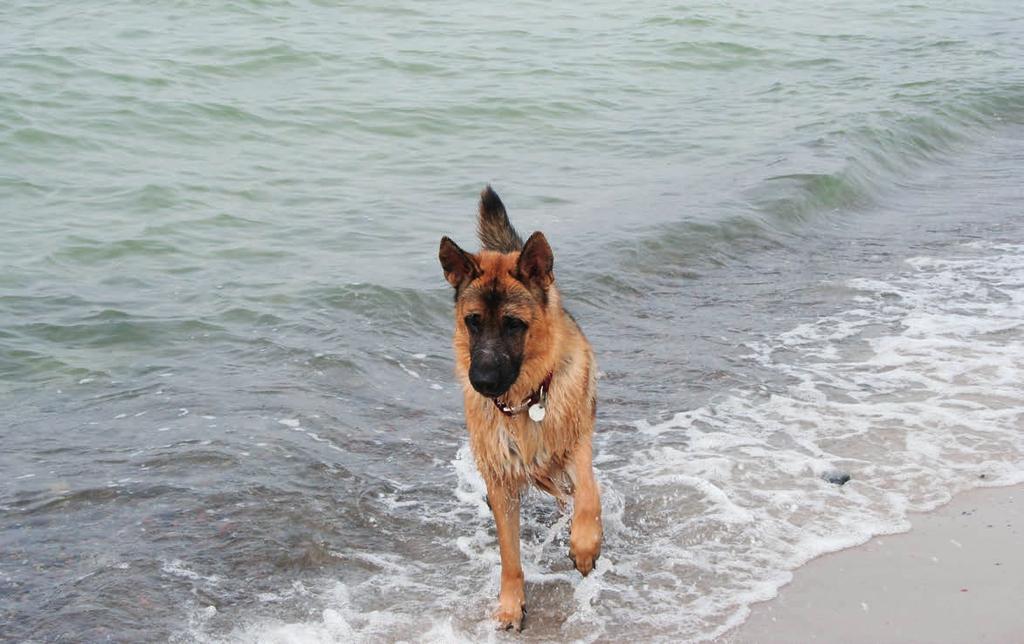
161,559,220,585
602,241,1024,639
398,362,421,379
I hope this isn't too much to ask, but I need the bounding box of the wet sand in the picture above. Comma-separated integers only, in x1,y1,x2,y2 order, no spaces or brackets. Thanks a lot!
725,484,1024,644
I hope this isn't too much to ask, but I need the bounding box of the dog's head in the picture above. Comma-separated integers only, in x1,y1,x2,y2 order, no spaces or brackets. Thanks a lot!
438,190,554,398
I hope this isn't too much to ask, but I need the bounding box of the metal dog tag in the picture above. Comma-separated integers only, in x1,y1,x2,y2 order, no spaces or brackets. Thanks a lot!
528,402,546,422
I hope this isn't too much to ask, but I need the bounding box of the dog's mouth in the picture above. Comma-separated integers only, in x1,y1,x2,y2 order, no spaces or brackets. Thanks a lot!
469,379,512,398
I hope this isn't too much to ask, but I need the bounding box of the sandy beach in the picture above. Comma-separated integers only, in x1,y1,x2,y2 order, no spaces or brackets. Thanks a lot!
725,484,1024,644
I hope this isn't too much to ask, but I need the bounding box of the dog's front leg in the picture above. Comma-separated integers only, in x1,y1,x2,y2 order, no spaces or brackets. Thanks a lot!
569,435,602,576
486,480,525,631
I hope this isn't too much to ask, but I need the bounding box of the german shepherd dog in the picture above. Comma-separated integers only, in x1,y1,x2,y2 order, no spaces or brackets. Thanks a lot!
438,186,602,631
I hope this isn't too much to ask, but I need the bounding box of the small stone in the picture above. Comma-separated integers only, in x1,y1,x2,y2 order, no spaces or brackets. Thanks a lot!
822,470,851,486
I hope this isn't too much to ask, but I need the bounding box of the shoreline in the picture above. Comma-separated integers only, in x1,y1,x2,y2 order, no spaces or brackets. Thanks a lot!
723,483,1024,643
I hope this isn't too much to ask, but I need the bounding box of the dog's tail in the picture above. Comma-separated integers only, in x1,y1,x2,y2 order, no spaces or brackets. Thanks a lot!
477,185,523,253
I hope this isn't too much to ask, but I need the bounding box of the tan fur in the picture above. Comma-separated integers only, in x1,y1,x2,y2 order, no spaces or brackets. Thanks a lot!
444,244,602,631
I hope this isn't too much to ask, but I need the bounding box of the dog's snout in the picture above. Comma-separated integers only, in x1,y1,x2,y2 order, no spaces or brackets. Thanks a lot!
469,372,502,396
469,359,506,397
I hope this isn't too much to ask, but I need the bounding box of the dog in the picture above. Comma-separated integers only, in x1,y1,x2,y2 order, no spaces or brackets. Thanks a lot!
438,186,602,631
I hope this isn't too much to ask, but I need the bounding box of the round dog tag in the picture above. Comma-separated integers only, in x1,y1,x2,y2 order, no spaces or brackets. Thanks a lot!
528,403,546,422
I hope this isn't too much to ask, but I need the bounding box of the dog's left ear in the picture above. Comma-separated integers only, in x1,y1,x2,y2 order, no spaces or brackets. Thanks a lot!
439,236,480,289
516,231,554,289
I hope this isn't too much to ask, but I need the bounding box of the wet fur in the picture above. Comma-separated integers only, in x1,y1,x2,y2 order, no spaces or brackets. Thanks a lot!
439,186,603,631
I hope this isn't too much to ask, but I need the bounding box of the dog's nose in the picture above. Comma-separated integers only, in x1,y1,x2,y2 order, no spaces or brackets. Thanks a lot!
469,373,502,396
469,364,505,397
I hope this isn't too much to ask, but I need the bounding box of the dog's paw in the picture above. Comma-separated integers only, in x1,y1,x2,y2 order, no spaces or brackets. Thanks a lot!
569,516,602,576
494,598,525,632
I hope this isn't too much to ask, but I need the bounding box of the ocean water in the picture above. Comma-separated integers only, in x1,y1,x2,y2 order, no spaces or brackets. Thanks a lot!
2,1,1023,641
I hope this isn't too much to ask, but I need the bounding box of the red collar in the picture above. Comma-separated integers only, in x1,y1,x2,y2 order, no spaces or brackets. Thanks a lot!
492,372,553,417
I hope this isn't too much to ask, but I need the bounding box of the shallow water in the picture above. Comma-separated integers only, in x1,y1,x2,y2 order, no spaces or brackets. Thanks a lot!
2,1,1023,642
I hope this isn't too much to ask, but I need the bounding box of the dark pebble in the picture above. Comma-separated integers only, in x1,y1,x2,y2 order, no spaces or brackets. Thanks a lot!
822,470,851,486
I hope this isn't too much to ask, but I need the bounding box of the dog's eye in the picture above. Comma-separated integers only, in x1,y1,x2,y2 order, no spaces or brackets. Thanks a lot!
502,316,527,333
464,314,482,333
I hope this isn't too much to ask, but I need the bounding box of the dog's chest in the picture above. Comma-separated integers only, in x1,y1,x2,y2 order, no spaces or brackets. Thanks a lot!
496,423,547,468
490,421,572,496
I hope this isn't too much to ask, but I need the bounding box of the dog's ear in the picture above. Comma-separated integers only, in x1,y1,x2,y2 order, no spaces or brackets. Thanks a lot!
516,231,553,289
439,236,479,289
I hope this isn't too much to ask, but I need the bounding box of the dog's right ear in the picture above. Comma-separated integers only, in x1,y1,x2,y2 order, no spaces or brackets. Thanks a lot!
439,236,480,289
